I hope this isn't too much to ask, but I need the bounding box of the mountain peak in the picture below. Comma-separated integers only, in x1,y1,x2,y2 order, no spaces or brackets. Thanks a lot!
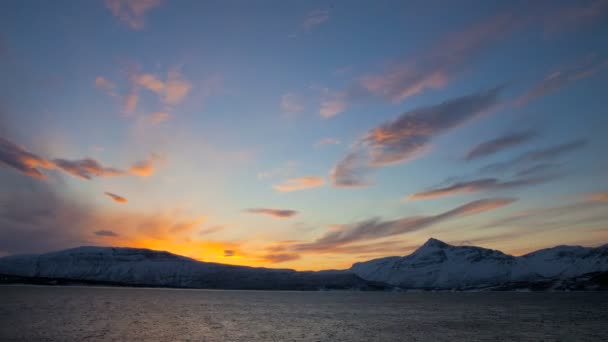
420,238,449,249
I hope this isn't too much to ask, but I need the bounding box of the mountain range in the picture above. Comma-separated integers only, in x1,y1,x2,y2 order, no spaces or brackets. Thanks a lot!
1,238,607,291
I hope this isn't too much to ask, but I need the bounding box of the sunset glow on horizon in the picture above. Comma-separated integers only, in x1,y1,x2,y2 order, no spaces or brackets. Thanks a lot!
1,0,608,270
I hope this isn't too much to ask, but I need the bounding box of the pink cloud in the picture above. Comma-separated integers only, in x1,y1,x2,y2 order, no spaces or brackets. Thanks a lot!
273,176,325,192
331,87,502,186
105,0,162,30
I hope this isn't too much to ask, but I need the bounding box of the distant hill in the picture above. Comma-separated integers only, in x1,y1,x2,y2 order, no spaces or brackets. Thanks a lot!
0,246,387,291
1,239,607,291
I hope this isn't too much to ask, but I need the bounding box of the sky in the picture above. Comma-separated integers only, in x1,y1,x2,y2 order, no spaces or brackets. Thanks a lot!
0,0,607,270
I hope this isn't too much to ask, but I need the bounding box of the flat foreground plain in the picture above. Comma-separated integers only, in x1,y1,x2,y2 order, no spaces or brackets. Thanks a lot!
0,285,606,341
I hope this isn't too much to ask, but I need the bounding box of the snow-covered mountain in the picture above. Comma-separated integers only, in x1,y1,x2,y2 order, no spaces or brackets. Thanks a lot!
350,238,608,290
1,240,606,290
0,246,386,290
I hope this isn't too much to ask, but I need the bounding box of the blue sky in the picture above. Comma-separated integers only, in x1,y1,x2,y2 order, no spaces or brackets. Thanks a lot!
0,0,607,269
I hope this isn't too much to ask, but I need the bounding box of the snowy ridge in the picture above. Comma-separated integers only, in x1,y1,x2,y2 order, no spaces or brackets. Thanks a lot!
0,246,385,290
350,238,608,289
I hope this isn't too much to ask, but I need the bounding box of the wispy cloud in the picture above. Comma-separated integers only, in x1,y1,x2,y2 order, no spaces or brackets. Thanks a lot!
261,253,300,263
0,137,54,179
330,151,373,188
292,198,516,251
273,176,325,192
104,192,128,203
515,56,608,106
280,93,304,116
96,67,192,119
134,69,192,105
320,14,517,117
303,9,329,31
465,130,537,161
53,158,124,179
0,135,158,181
94,76,117,97
94,230,119,237
514,163,562,178
105,0,162,30
408,176,552,200
367,87,502,166
319,90,348,118
481,139,588,174
361,14,516,104
244,208,298,218
331,87,502,186
123,89,139,114
199,225,224,236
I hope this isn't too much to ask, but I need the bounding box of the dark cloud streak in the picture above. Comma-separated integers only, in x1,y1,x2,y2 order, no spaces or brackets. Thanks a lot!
409,176,553,200
293,198,516,252
465,130,537,161
480,139,587,174
244,208,298,218
331,87,503,187
94,230,119,237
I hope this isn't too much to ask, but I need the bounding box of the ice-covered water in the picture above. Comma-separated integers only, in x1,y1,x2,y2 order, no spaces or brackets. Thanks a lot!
0,285,606,341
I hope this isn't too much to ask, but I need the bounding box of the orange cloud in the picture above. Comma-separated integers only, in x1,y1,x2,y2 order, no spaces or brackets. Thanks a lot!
105,0,162,30
135,73,164,92
0,136,54,179
583,192,608,203
134,70,192,105
273,176,324,192
104,192,128,203
1,136,159,181
164,70,192,104
128,154,159,177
